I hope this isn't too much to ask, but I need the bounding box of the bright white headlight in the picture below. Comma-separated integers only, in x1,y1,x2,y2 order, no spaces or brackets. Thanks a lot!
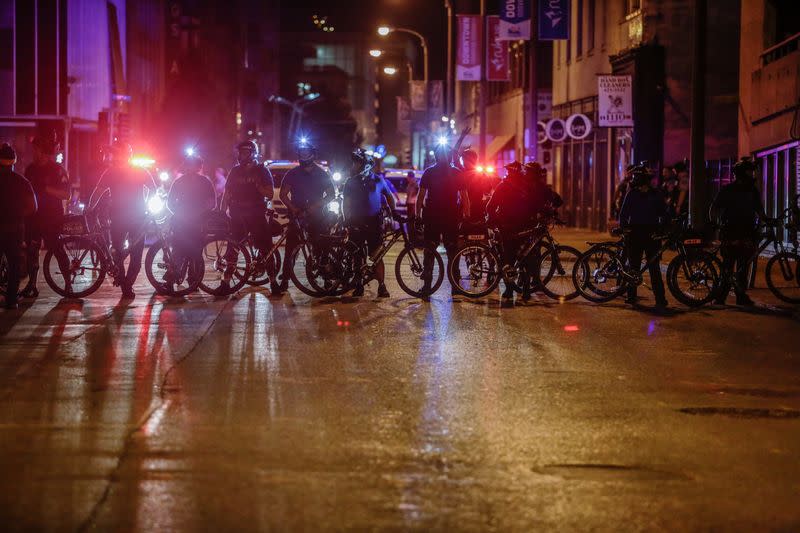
327,201,340,214
332,171,342,182
147,195,165,215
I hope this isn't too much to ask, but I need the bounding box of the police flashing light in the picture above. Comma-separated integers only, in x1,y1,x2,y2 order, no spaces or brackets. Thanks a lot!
130,156,156,168
185,146,195,157
158,171,170,182
437,136,449,147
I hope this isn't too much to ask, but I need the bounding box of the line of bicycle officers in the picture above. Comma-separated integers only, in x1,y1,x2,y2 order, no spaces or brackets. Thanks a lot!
0,131,790,311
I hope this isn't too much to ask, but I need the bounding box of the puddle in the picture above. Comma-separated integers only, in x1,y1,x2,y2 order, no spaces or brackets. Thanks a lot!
678,407,800,419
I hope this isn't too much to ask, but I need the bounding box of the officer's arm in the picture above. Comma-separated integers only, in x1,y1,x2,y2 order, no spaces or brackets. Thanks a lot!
23,180,38,217
307,175,335,213
220,170,234,213
279,177,297,213
257,167,274,201
166,180,179,214
342,183,353,223
416,186,428,218
460,187,471,219
381,180,397,212
618,191,631,227
45,168,71,201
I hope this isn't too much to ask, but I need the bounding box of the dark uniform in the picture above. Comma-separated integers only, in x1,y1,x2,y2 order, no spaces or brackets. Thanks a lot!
1,163,37,308
279,162,333,282
486,175,536,271
94,165,157,294
710,177,763,304
224,162,274,251
168,171,216,267
24,159,70,293
419,161,465,256
463,168,499,225
618,183,668,306
343,173,393,254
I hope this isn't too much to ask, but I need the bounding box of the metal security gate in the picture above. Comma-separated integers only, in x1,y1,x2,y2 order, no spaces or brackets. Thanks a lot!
756,141,799,245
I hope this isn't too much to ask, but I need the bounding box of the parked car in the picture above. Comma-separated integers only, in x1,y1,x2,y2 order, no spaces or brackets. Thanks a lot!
382,168,420,217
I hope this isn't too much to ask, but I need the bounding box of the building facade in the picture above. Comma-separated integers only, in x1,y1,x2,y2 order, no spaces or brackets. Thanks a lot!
738,0,800,237
550,0,740,230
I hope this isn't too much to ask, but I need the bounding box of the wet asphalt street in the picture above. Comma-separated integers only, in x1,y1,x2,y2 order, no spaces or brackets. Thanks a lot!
1,229,799,531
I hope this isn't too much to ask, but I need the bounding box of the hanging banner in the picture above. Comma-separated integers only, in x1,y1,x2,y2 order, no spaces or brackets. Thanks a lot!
397,96,411,133
598,75,634,127
428,81,444,116
457,15,482,81
409,81,427,111
538,0,570,40
498,0,532,41
486,16,510,81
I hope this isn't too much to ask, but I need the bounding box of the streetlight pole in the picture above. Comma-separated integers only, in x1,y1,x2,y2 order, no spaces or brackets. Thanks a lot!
479,0,487,163
445,0,454,116
378,26,429,83
689,0,708,231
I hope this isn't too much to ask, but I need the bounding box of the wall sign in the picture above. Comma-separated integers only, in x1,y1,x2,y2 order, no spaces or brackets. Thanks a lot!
538,0,570,40
456,15,482,81
566,113,592,140
498,0,531,40
545,118,567,142
598,75,634,127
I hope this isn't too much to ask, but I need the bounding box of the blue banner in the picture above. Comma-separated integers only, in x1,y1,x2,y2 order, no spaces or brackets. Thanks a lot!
538,0,570,41
498,0,531,40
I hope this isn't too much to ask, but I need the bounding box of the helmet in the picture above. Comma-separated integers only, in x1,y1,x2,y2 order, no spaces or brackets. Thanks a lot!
504,161,523,178
461,149,478,168
732,157,757,181
184,154,204,171
295,138,316,163
32,134,59,155
108,141,133,161
524,161,547,182
351,148,375,176
236,140,259,161
0,143,16,166
629,166,652,188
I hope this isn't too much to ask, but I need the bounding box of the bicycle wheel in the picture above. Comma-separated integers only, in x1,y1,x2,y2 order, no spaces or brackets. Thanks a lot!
246,244,281,287
288,243,327,297
573,244,627,303
448,243,501,298
318,240,360,297
199,237,251,296
766,252,800,303
145,241,204,297
537,245,581,301
666,252,720,307
43,236,106,298
396,243,444,298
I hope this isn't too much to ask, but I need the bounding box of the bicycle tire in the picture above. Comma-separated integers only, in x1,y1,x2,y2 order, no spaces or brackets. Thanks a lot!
666,251,720,307
765,252,800,304
572,244,627,303
288,243,327,297
199,237,251,296
396,243,444,298
448,243,501,298
43,236,106,298
145,241,204,297
246,246,281,287
537,245,581,301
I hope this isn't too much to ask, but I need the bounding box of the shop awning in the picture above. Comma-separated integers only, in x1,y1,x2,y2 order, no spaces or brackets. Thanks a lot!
485,134,515,163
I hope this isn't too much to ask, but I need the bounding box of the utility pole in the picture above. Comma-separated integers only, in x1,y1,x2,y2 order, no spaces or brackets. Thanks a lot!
528,36,538,162
689,0,708,231
479,0,487,162
445,0,454,117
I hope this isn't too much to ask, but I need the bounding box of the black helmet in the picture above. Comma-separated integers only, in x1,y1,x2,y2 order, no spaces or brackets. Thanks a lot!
505,161,524,179
32,133,59,155
0,143,16,166
732,157,757,181
630,166,652,188
524,161,546,181
295,137,317,163
351,148,375,176
461,148,478,167
237,139,258,155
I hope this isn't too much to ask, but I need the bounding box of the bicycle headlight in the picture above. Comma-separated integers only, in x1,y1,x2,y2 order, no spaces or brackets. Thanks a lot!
327,200,340,214
147,195,166,215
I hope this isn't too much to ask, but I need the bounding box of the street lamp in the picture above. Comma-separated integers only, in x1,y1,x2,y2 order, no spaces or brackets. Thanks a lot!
369,49,383,58
376,25,428,83
383,66,398,76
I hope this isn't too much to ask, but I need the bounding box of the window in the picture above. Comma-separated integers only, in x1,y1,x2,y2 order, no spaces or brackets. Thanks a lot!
587,0,596,52
576,0,583,56
624,0,641,15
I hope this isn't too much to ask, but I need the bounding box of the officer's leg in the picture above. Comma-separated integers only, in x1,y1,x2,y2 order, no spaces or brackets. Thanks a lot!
125,235,145,290
279,223,299,287
645,239,667,305
421,219,439,289
715,243,736,304
626,233,644,301
733,242,755,304
109,221,128,287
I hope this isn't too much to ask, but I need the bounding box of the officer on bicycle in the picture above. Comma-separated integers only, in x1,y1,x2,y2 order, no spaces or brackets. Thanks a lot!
167,153,216,286
0,144,37,310
342,149,398,298
417,140,470,297
461,148,498,226
709,157,765,306
618,166,669,309
524,161,563,215
89,142,157,299
486,161,536,305
22,134,71,298
220,140,276,293
278,138,335,293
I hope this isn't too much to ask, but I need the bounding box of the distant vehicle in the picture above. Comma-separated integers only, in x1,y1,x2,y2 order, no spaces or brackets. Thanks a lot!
382,168,420,216
266,160,337,225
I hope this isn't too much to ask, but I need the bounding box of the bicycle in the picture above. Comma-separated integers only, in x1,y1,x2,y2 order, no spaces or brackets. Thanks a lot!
572,217,720,307
448,216,581,301
322,215,445,299
43,196,203,298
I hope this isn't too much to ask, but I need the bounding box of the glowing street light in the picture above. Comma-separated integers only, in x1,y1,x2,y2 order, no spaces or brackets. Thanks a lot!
383,66,398,76
369,49,383,58
376,25,428,83
377,26,391,36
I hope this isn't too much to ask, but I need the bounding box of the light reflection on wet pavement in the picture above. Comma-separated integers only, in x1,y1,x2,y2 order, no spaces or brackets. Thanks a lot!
1,236,800,531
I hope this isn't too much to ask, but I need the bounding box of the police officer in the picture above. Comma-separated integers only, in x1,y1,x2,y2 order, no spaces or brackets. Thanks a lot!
618,166,669,309
22,135,71,298
220,140,276,293
89,142,157,299
417,141,470,296
0,144,37,310
167,154,216,287
709,158,765,306
524,161,563,216
342,149,398,298
485,161,535,305
461,148,498,226
278,139,335,293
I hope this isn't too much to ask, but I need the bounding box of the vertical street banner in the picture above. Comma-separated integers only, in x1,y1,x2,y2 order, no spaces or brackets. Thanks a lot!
498,0,531,41
409,81,427,111
538,0,570,40
486,16,510,81
456,15,482,81
598,75,634,127
397,96,411,134
428,81,444,117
